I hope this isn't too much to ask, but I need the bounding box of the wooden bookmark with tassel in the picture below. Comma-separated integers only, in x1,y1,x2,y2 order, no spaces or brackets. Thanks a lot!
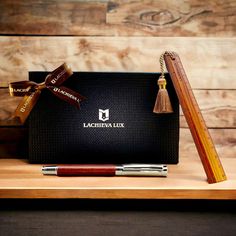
153,53,173,114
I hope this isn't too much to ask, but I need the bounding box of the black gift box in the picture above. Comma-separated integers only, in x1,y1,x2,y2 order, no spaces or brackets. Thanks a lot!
28,72,179,164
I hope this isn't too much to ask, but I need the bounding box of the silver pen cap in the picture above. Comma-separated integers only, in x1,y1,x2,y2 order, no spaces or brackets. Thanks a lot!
115,164,168,177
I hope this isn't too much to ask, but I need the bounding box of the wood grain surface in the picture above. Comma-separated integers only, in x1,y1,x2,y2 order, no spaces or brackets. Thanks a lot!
0,0,235,36
0,158,235,199
180,128,236,159
107,0,236,37
180,90,236,128
0,88,21,121
0,36,235,88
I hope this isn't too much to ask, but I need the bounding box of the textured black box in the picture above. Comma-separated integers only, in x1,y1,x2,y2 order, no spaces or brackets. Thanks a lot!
28,72,179,164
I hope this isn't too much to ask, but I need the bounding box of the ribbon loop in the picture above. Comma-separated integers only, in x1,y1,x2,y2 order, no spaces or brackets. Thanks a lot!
9,81,38,96
9,63,85,124
45,63,73,86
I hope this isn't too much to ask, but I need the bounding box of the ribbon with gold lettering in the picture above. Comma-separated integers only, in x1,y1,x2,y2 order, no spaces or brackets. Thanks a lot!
9,63,85,124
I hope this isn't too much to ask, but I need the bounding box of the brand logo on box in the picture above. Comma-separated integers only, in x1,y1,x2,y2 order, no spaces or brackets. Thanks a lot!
83,108,125,128
99,109,109,122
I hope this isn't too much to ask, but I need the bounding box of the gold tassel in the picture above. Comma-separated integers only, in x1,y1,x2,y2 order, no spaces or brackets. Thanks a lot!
153,53,173,114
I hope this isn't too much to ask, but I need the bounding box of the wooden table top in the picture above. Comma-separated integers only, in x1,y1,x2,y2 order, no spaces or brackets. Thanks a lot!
0,157,235,199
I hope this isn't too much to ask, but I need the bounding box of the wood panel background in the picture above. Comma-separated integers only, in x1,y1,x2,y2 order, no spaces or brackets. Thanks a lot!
0,0,235,160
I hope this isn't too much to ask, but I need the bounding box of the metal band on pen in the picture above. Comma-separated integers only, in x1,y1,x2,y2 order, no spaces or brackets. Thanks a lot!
42,166,58,175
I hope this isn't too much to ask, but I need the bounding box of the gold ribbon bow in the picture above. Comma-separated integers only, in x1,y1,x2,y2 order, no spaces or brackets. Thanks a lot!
9,63,85,124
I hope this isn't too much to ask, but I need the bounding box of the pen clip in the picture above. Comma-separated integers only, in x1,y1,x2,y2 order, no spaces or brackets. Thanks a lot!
122,164,167,172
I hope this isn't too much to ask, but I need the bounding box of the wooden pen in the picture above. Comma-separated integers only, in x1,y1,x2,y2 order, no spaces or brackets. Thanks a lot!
42,164,168,177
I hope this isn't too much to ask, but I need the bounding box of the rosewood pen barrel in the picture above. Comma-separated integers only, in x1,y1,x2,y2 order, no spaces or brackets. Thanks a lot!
57,164,116,176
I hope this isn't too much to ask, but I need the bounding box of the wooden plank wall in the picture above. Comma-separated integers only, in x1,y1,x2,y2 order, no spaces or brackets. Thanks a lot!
0,0,235,159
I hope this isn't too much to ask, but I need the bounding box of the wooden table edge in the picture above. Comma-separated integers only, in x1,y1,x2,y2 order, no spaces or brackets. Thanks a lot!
0,189,236,199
